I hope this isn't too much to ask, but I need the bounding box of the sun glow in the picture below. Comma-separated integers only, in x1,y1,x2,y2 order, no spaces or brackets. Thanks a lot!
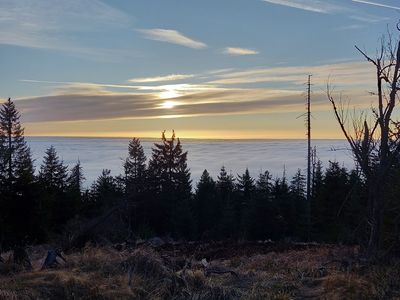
159,100,178,109
158,89,180,99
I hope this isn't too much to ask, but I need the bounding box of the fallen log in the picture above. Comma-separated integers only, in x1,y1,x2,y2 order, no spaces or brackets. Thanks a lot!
201,258,238,278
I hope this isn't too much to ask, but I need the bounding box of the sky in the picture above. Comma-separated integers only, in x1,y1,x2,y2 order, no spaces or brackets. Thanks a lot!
1,0,400,139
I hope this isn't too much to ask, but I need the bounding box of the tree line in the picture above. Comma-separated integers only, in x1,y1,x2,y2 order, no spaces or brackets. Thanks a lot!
1,97,383,252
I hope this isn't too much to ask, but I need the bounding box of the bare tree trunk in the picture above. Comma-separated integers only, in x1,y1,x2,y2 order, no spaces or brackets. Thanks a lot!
328,30,400,259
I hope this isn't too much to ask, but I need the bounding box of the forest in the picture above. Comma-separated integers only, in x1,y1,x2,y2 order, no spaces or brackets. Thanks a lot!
0,97,373,248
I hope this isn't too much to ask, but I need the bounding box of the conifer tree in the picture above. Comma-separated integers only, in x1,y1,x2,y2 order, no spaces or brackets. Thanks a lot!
91,169,120,208
148,131,193,237
148,131,191,193
0,98,37,247
245,170,280,240
237,168,255,235
0,98,34,191
66,161,85,218
272,172,290,237
290,169,307,238
217,166,236,237
39,146,68,192
237,168,255,200
194,169,218,238
38,146,70,229
124,138,147,194
318,161,350,241
67,161,85,195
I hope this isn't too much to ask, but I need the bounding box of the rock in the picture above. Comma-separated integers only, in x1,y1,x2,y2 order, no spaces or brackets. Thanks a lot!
147,237,165,248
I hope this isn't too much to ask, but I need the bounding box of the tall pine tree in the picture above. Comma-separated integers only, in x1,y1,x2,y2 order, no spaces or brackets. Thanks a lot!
0,98,38,247
147,131,193,237
124,137,147,195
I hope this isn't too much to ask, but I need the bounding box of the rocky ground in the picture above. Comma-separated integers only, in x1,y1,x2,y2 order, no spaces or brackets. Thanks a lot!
0,241,399,299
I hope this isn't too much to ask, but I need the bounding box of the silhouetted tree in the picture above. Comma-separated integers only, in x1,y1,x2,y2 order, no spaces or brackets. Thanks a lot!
246,170,281,240
124,137,147,195
217,166,236,237
328,26,400,257
38,146,70,230
88,169,122,217
273,172,291,237
194,169,218,238
237,168,255,235
66,161,85,218
0,98,38,247
289,169,306,238
148,131,193,237
39,146,68,192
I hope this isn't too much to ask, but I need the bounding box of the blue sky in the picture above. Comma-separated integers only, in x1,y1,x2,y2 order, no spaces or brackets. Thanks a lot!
0,0,399,138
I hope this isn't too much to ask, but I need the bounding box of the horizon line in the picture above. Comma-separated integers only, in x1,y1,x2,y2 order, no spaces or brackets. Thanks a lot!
25,134,347,141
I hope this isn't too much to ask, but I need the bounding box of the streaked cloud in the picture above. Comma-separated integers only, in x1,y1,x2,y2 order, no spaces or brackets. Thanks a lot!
262,0,342,14
223,47,259,56
128,74,195,83
137,28,207,49
352,0,400,10
334,24,366,31
0,0,132,60
14,88,312,123
262,0,389,22
209,61,376,87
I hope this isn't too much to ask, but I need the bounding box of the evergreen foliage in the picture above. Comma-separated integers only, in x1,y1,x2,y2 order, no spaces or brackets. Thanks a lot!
0,98,38,247
0,99,391,250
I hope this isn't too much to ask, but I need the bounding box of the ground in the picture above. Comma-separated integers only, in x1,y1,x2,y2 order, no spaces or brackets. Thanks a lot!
0,241,399,299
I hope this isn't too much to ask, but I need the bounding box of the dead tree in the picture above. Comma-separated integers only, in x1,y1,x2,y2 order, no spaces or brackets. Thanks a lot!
327,26,400,259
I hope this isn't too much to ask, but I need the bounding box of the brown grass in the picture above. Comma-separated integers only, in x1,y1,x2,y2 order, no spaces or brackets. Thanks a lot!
0,244,399,299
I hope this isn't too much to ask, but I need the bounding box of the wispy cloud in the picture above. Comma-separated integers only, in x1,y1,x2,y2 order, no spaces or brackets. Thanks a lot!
16,59,380,124
137,28,207,49
0,0,132,60
352,0,400,10
223,47,259,56
128,74,195,83
262,0,389,22
262,0,342,13
334,24,366,31
209,61,376,88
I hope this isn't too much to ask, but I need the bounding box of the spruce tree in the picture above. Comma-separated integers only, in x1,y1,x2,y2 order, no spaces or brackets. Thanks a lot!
194,169,218,238
147,131,193,237
67,161,85,195
39,146,68,192
272,172,290,238
217,166,236,238
91,169,120,208
289,169,307,238
237,168,255,235
0,98,34,191
66,161,85,218
318,161,350,241
38,146,69,229
246,170,280,240
124,137,147,195
0,98,38,247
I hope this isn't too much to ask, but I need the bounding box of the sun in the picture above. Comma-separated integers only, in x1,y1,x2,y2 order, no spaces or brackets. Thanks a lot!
159,89,180,99
160,100,177,109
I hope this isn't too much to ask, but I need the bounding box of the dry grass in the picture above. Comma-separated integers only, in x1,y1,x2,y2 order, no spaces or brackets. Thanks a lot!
0,244,399,299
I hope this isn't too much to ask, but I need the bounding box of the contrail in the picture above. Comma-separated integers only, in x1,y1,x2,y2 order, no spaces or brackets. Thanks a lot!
352,0,400,11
